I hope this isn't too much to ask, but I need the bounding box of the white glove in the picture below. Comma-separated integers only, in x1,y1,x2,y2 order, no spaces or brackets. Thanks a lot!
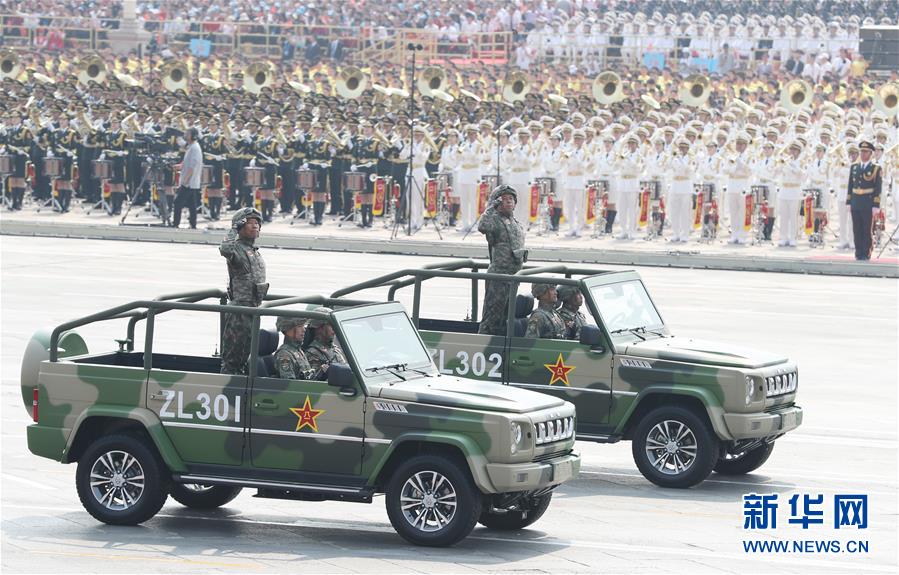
249,158,256,167
98,153,106,160
47,150,55,158
301,162,309,170
277,145,285,154
350,164,357,171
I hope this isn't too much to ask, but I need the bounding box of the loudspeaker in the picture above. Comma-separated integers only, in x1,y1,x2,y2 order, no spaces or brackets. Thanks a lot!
860,26,899,71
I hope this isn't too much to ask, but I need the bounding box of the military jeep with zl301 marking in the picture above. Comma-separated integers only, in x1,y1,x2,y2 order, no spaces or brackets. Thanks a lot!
331,259,804,489
21,289,580,546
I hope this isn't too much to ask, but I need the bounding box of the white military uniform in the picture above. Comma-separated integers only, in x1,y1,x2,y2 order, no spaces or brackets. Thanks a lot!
456,137,482,231
402,139,431,231
777,156,804,246
832,155,854,249
563,145,590,236
616,147,643,239
505,141,534,224
667,151,695,242
725,148,753,243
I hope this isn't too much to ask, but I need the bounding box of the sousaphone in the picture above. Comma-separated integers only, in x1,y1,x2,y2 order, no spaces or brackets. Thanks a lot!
417,66,446,98
336,65,367,99
593,70,623,105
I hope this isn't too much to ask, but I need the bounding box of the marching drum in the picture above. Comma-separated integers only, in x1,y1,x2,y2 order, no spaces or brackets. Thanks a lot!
243,166,265,187
343,171,366,192
91,159,113,179
641,180,662,200
296,169,316,190
0,155,12,174
751,185,770,205
44,157,65,178
436,171,453,191
535,177,556,198
201,165,213,187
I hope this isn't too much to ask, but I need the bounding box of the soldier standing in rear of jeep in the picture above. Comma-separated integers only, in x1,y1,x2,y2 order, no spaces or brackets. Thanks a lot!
220,208,269,375
478,186,527,335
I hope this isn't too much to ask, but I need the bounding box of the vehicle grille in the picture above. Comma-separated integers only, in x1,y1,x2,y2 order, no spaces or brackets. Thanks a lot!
535,416,575,445
764,372,798,397
533,450,568,463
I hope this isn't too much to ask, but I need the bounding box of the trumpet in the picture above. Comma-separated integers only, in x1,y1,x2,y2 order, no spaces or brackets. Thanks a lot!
373,127,392,148
326,126,347,148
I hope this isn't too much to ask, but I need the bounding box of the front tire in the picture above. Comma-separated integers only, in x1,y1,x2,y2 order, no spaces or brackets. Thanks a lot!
76,434,169,525
478,492,552,530
632,406,719,488
385,454,482,546
169,483,243,509
714,442,775,475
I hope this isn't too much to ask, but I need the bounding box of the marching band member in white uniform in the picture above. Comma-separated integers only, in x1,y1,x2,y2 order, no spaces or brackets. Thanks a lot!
615,134,643,239
667,138,695,242
777,141,805,247
724,132,753,244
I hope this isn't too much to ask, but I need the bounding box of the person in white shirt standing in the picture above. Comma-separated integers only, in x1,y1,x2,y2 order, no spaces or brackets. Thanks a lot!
615,134,643,240
777,141,805,247
724,132,752,244
174,127,203,229
833,144,858,250
667,138,695,243
456,125,482,232
563,130,590,237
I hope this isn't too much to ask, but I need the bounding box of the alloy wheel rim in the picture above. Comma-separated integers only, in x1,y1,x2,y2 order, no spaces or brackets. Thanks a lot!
400,470,458,532
644,420,698,476
89,450,145,510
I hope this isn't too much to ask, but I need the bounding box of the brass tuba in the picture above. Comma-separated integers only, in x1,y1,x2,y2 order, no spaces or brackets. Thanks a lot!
0,49,21,81
679,74,710,107
593,70,623,105
873,83,899,117
780,78,812,113
502,70,530,102
243,62,273,94
161,61,189,92
336,65,367,99
77,55,107,86
417,66,446,98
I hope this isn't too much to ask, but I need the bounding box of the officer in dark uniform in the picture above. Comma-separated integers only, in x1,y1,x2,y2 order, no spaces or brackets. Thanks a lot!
305,121,332,225
5,113,33,210
52,114,80,212
103,116,128,215
277,121,298,215
202,116,227,220
846,141,882,261
78,110,102,203
351,120,381,227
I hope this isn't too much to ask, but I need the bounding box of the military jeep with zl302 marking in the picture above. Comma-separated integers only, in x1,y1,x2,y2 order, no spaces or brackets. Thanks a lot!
21,289,580,546
331,259,804,489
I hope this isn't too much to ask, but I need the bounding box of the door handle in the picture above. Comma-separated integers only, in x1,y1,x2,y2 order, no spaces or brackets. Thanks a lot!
149,393,166,401
254,399,279,410
512,357,534,367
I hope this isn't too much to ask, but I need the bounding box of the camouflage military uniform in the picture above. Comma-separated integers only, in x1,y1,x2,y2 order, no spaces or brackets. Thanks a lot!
306,339,346,373
274,340,314,380
478,188,527,335
557,306,587,340
526,302,566,339
220,211,268,375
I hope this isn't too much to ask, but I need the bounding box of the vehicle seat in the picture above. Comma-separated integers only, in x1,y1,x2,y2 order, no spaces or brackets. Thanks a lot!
513,294,534,337
256,327,280,377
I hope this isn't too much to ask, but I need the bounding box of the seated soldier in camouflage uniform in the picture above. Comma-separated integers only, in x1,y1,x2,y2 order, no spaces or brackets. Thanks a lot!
305,307,347,374
274,316,315,380
220,207,268,374
525,283,566,339
478,185,527,335
556,284,587,340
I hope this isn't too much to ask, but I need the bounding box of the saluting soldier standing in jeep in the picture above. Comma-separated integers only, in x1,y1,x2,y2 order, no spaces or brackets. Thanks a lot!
477,186,527,335
220,208,269,374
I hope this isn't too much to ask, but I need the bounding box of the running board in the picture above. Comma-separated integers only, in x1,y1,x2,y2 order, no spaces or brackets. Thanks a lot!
576,433,620,443
174,474,374,503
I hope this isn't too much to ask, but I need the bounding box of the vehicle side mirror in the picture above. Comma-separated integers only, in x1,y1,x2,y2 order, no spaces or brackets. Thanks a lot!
579,325,604,351
327,363,356,388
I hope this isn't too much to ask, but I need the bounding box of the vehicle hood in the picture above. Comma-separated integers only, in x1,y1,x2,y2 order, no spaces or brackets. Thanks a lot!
376,375,566,413
623,336,788,369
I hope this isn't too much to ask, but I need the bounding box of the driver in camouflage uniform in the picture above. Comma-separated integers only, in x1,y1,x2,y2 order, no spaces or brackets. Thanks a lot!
478,186,527,335
526,283,565,339
274,316,314,380
556,284,587,340
220,208,268,374
305,307,346,374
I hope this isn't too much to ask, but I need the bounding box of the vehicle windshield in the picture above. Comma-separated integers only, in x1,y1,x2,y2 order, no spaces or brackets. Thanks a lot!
338,311,435,377
589,280,664,334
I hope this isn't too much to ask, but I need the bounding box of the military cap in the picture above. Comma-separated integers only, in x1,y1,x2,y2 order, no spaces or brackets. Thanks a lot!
556,284,579,301
531,283,555,298
276,316,307,333
489,184,517,203
307,307,333,329
858,141,875,152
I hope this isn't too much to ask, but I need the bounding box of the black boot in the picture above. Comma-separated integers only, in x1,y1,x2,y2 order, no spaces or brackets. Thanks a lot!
605,209,617,234
550,207,561,231
12,187,25,210
449,204,457,226
263,199,274,222
764,217,775,240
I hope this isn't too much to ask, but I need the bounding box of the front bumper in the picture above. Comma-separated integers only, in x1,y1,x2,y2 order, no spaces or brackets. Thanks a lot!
723,405,803,439
484,452,581,493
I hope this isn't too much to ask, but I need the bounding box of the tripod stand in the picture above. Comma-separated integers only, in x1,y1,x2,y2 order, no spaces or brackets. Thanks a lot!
120,154,170,226
391,42,443,241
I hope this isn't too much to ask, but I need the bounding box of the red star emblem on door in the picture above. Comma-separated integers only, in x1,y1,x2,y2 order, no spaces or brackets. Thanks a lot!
544,353,575,386
290,396,326,432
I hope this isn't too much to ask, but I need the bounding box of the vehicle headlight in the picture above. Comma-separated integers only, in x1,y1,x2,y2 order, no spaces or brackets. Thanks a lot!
510,422,523,454
745,376,754,405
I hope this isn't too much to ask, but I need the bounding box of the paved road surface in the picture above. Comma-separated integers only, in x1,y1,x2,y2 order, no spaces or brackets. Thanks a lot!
1,237,896,573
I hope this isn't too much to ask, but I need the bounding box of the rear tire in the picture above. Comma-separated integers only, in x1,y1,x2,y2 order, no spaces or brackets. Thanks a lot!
76,433,169,525
478,492,552,530
169,483,243,509
632,406,718,488
714,442,775,475
385,454,482,546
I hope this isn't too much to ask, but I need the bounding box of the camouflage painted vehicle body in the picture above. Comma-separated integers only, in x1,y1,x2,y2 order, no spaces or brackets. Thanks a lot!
331,259,803,488
21,290,579,546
